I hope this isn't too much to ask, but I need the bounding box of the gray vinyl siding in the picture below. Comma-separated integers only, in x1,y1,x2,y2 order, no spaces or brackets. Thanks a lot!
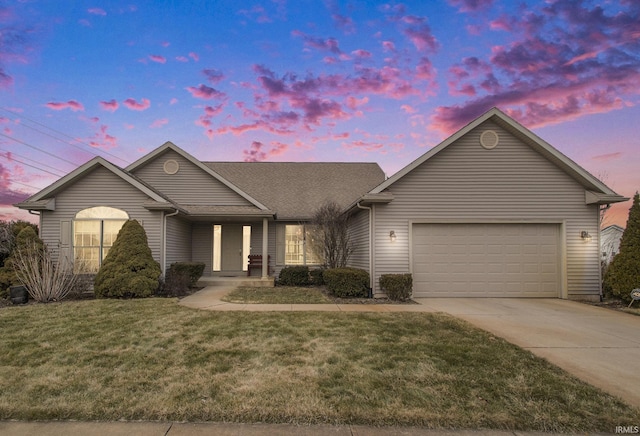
165,216,191,270
131,149,254,206
347,209,370,272
39,166,162,266
373,120,601,300
192,223,213,274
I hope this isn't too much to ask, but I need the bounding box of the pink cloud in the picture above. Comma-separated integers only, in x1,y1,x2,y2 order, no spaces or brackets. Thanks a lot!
176,56,188,62
150,118,168,128
431,1,640,133
99,99,119,112
78,19,91,27
382,41,396,52
189,52,199,61
87,124,118,150
351,49,372,58
161,41,170,47
403,23,439,53
448,0,494,13
149,54,167,64
242,140,289,162
401,104,417,114
87,7,107,16
123,98,151,111
45,100,84,111
203,69,224,84
291,30,341,54
170,98,178,105
186,84,226,100
345,96,368,110
592,152,623,162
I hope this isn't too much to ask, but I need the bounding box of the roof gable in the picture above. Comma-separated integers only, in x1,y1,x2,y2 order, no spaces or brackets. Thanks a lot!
371,107,627,204
127,142,269,210
16,157,171,209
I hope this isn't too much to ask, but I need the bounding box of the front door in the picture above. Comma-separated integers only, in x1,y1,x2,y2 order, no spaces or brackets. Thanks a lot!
221,224,243,271
213,224,251,273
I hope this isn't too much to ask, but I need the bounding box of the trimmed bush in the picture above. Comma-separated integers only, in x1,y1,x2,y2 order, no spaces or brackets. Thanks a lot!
324,267,369,298
278,266,310,286
310,268,325,286
168,262,205,287
94,220,161,298
380,274,413,301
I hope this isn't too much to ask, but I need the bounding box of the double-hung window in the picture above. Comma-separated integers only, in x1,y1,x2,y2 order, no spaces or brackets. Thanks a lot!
73,207,128,273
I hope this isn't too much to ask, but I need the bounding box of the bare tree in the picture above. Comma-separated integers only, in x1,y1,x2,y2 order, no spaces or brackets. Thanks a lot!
310,201,353,268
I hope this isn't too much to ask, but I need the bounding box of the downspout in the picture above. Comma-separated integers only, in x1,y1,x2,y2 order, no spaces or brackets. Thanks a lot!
357,202,373,296
162,209,179,277
28,210,42,238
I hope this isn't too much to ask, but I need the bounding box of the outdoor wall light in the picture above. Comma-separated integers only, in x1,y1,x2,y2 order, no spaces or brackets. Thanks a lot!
389,230,397,242
580,231,592,242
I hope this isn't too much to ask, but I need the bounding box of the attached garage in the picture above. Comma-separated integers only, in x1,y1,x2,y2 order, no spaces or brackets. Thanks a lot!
411,223,561,298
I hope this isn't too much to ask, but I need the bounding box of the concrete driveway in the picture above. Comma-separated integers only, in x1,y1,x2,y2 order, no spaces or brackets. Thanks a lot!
416,298,640,409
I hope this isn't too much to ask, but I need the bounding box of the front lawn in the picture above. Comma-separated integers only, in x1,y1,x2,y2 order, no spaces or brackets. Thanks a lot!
222,286,332,304
0,299,637,431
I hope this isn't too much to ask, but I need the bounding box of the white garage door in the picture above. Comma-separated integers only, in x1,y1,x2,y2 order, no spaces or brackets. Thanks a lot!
412,223,560,298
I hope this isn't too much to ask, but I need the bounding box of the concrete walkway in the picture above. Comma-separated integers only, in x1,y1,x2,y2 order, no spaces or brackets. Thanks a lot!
180,287,640,409
0,421,610,435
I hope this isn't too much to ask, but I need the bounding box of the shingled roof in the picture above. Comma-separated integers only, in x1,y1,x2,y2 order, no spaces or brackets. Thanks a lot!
205,162,385,220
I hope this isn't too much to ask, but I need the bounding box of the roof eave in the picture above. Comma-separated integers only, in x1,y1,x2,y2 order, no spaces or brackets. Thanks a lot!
585,191,630,205
14,198,55,211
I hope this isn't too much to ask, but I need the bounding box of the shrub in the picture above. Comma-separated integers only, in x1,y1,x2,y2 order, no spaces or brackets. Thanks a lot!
324,267,369,298
94,220,161,298
168,262,205,287
604,192,640,303
12,240,77,303
278,266,310,286
380,274,413,301
310,268,324,286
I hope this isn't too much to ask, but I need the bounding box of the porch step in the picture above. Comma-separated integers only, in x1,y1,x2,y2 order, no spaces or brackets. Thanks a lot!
197,276,275,288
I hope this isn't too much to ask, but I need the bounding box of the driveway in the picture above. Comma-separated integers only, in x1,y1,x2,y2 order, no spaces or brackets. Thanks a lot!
416,298,640,409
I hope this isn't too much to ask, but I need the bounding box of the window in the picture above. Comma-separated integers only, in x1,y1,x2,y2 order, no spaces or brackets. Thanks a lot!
74,207,128,273
283,224,320,265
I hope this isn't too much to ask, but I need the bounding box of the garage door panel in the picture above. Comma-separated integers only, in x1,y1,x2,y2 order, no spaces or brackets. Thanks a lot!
412,223,560,298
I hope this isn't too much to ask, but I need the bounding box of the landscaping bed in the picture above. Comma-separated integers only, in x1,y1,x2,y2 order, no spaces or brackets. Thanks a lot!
222,286,417,305
0,298,637,431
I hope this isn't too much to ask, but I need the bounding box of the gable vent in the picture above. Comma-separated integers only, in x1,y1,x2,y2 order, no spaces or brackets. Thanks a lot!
163,159,180,174
480,130,499,149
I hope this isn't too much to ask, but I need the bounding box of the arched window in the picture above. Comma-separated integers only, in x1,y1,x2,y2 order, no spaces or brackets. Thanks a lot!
74,207,128,273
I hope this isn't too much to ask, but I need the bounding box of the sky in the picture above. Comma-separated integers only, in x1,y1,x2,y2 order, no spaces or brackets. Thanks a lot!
0,0,639,227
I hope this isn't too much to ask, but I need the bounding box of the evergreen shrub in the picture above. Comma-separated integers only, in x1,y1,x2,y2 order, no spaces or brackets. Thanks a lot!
94,220,160,298
379,274,413,301
278,266,310,286
324,267,369,298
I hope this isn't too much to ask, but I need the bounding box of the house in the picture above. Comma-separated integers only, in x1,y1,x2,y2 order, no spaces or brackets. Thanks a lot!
15,108,628,300
601,224,624,265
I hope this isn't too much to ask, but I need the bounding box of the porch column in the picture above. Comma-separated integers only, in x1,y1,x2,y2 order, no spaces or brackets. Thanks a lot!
262,217,269,278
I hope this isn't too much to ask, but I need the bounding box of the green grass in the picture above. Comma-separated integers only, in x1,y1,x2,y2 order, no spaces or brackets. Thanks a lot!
222,286,332,304
0,299,638,431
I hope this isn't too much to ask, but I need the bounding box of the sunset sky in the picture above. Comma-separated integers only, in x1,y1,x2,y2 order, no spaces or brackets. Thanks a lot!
1,0,638,227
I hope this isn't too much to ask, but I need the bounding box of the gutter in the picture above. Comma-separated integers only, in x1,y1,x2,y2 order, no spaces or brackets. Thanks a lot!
357,201,374,296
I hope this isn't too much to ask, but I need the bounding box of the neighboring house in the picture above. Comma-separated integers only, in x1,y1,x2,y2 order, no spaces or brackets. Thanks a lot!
16,108,628,300
601,225,624,265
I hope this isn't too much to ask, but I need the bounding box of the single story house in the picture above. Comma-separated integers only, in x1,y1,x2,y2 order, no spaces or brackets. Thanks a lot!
16,108,628,300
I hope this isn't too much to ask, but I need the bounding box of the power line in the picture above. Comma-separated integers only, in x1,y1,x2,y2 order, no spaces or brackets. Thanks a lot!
0,107,129,165
0,152,65,177
0,148,66,175
0,132,79,166
5,178,40,191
